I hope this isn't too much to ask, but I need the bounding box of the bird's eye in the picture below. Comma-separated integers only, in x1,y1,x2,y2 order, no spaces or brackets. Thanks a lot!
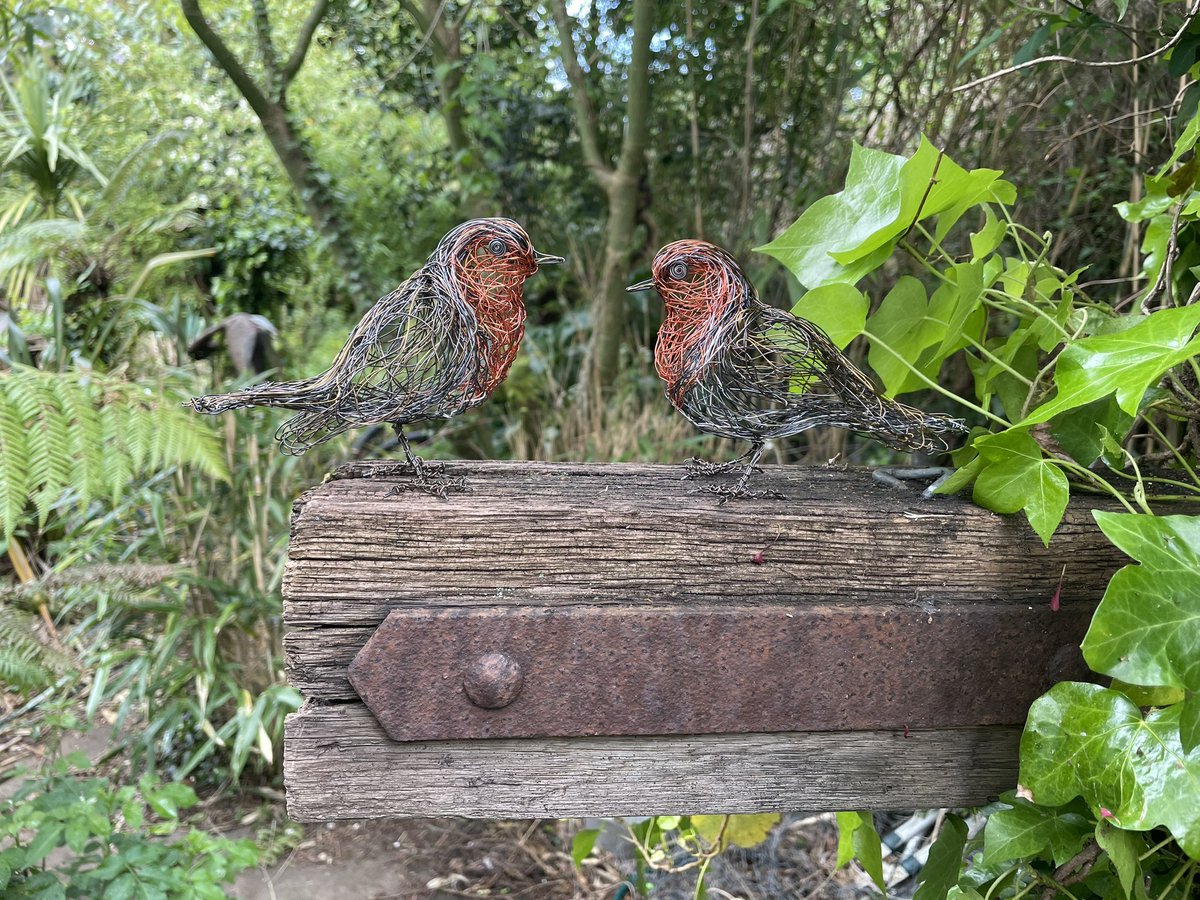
487,238,507,256
669,261,688,279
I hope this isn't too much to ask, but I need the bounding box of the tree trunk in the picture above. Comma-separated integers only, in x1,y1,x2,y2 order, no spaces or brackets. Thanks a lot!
180,0,368,305
551,0,654,396
404,0,489,218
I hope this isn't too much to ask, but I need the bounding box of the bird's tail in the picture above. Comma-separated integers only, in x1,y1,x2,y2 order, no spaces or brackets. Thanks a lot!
187,378,319,416
872,399,968,454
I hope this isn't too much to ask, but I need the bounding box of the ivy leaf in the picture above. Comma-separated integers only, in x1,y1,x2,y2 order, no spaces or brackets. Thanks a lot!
791,283,868,349
969,207,1005,260
836,811,887,893
570,828,598,868
1020,682,1200,857
1050,398,1133,467
756,143,906,289
1181,696,1200,754
830,137,1003,264
933,261,985,357
1085,513,1200,693
972,429,1068,546
1111,679,1186,709
1094,820,1146,900
1022,305,1200,425
1156,107,1200,178
981,798,1090,867
692,813,781,849
852,815,887,895
865,276,945,395
758,140,1002,289
913,814,968,900
836,811,861,867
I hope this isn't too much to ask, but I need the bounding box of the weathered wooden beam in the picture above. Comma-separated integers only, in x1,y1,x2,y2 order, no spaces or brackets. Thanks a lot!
283,461,1128,821
285,703,1024,819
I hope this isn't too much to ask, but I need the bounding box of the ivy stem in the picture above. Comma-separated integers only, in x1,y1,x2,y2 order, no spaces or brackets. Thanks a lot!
1139,835,1179,861
913,222,958,265
982,866,1020,900
1036,873,1083,900
982,288,1073,339
1101,461,1200,497
1155,860,1195,900
864,334,1010,426
899,239,956,284
1055,458,1138,513
962,333,1034,385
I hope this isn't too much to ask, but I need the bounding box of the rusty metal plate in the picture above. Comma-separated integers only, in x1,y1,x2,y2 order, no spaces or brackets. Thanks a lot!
346,603,1095,742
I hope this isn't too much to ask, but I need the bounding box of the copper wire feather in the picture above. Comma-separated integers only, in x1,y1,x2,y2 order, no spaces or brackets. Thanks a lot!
631,240,967,497
188,218,562,492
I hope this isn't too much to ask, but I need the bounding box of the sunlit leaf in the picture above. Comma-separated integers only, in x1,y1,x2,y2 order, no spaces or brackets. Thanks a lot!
791,283,868,349
1022,305,1200,424
692,813,780,850
982,797,1090,867
1020,682,1200,856
971,429,1068,545
1085,513,1200,694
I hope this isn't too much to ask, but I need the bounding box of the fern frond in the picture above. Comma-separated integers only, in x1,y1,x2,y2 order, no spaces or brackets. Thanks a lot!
0,367,229,536
0,602,72,694
101,405,133,505
0,377,31,538
51,372,104,508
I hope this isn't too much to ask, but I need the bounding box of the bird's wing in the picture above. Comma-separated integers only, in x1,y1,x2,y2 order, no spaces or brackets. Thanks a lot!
681,304,890,439
273,268,480,454
315,266,480,423
686,304,962,449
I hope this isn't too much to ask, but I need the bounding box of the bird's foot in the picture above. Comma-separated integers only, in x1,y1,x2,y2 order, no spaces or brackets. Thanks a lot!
873,466,956,500
696,482,786,505
381,453,462,500
681,456,758,480
384,472,467,500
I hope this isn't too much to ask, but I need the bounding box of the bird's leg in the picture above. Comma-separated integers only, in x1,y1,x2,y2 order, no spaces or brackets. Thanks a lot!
384,426,464,499
873,466,956,500
682,446,758,480
696,443,785,503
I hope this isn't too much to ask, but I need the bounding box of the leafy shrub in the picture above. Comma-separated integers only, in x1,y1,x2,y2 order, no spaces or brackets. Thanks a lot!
0,757,259,898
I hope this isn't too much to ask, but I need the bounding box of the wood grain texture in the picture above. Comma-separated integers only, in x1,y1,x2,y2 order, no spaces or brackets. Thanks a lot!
285,702,1023,820
284,461,1125,699
282,461,1126,819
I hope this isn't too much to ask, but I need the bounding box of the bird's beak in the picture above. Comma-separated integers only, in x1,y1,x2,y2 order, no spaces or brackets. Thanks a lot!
626,278,655,293
534,250,565,265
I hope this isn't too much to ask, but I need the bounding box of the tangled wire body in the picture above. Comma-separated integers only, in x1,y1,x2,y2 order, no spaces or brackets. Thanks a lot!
188,218,561,492
637,240,967,499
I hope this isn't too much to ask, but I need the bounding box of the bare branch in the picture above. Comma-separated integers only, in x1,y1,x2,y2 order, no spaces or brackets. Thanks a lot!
549,0,614,185
281,0,331,92
250,0,281,100
955,1,1200,93
179,0,274,120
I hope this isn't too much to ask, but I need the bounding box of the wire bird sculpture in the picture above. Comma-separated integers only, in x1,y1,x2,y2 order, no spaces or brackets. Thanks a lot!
188,218,563,496
629,240,967,500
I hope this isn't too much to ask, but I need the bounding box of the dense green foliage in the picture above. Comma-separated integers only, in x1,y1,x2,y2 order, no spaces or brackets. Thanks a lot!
0,756,258,897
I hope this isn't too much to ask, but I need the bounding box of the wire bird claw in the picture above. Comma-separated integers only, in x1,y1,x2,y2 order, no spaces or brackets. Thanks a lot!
680,455,764,480
384,474,467,500
695,482,786,504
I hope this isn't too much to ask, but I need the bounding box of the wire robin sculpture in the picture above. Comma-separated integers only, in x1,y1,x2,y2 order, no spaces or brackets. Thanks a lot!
188,218,563,496
628,240,967,501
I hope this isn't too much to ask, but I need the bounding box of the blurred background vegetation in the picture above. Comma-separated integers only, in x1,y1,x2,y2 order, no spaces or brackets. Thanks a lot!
0,0,1194,894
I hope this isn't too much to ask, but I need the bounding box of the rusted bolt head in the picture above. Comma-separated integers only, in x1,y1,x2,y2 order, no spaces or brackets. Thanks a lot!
463,652,523,709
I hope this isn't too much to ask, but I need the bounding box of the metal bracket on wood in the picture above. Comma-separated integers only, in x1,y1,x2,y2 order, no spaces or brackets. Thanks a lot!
347,604,1094,743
